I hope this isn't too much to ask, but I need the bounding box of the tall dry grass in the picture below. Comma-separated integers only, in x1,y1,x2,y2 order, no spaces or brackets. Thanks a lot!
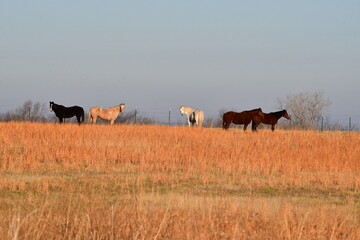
2,193,360,240
1,122,360,239
1,122,360,190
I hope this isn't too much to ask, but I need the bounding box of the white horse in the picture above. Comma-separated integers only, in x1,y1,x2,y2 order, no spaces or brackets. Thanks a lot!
88,103,125,125
179,106,204,127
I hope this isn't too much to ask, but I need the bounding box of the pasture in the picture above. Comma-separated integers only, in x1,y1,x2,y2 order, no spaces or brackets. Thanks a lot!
1,122,360,239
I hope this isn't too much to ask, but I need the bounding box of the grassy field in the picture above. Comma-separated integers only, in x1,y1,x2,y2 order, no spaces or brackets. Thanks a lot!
1,122,360,239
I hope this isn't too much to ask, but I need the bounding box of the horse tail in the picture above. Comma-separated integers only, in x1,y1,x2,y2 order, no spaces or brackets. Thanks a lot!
198,111,204,127
222,113,230,130
222,114,226,129
87,109,92,124
81,108,85,123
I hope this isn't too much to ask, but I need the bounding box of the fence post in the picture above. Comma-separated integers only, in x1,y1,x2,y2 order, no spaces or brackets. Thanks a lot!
28,105,31,121
168,108,171,126
349,115,352,132
321,115,324,131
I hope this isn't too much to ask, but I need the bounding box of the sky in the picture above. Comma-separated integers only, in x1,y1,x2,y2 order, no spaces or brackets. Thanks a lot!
1,1,359,124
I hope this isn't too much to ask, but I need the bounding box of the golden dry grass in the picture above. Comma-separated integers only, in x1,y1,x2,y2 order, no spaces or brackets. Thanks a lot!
0,122,360,239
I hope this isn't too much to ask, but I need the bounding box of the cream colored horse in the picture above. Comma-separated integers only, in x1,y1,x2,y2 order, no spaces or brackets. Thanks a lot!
179,106,204,127
88,103,125,125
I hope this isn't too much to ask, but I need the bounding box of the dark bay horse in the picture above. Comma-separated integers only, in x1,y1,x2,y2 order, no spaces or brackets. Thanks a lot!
223,108,264,131
50,101,84,125
252,109,290,131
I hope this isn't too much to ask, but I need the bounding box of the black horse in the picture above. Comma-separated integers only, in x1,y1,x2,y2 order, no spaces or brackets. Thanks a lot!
222,108,265,131
251,109,290,131
49,101,84,125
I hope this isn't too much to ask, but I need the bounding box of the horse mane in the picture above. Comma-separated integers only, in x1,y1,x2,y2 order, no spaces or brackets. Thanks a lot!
269,110,286,118
51,102,65,108
246,108,263,115
180,105,192,110
243,108,260,111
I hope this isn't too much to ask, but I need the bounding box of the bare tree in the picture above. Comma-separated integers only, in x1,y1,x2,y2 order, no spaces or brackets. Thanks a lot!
0,100,48,122
277,91,331,129
202,117,214,128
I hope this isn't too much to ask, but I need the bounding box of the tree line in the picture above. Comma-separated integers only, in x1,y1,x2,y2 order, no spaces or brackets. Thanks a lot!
1,91,354,130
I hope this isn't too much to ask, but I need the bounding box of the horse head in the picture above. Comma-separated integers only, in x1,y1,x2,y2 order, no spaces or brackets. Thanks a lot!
179,106,185,115
282,109,291,120
49,101,54,112
119,103,125,113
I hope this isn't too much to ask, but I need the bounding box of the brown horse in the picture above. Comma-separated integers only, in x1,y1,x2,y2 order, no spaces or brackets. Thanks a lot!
252,109,290,131
223,108,264,131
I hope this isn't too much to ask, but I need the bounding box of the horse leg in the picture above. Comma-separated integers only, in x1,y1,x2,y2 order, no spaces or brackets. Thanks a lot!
223,121,229,130
76,115,81,125
251,121,258,132
110,119,115,125
58,117,63,124
81,112,84,124
93,117,97,124
243,124,248,131
195,116,199,127
271,124,275,131
251,123,257,131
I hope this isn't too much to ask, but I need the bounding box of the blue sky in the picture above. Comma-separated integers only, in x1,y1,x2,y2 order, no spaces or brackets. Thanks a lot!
1,1,359,124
